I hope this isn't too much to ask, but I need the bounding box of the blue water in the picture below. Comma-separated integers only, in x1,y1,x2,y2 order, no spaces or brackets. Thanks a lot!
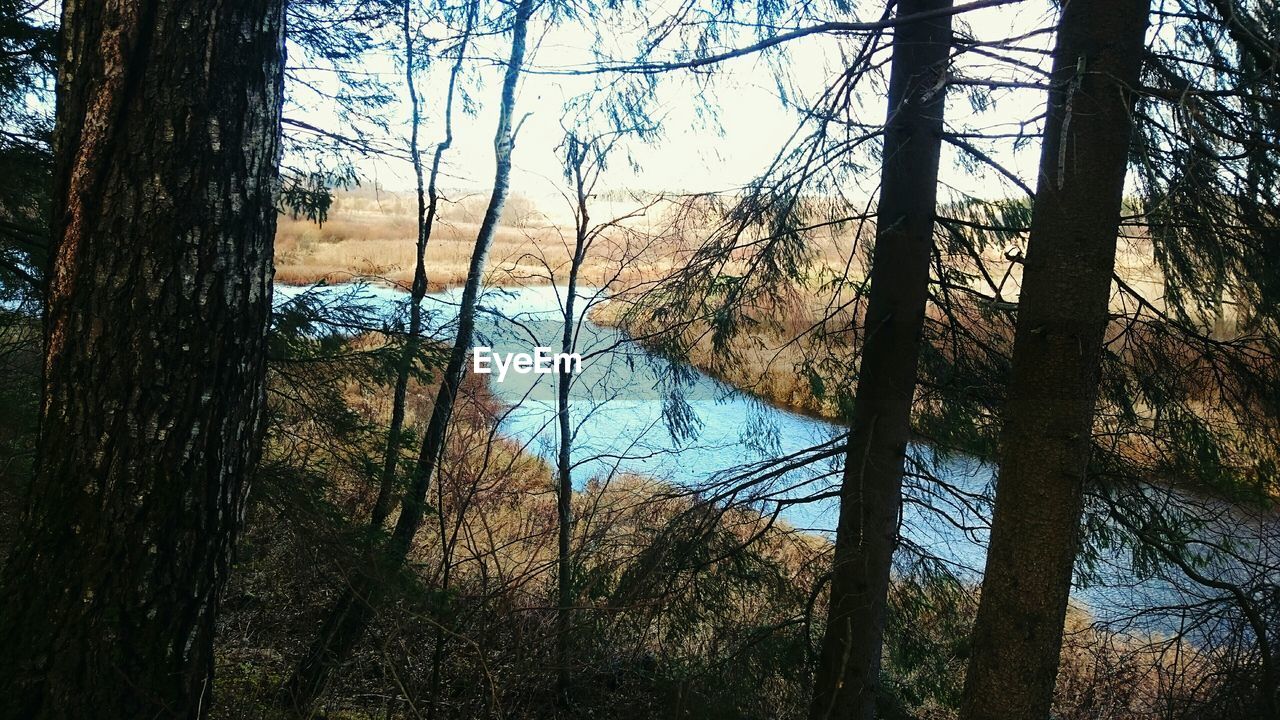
274,281,1279,638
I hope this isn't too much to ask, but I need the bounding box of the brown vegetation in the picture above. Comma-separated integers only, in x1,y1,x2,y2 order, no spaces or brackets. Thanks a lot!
274,188,864,294
202,326,1240,719
213,335,829,717
275,188,674,291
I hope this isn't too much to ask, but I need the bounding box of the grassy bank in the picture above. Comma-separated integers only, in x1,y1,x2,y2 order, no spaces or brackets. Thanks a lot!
211,326,1222,719
0,302,1234,719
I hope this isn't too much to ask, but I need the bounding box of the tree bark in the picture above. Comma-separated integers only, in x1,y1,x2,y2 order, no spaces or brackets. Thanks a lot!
810,2,953,719
282,0,535,710
0,0,285,717
554,228,580,709
959,1,1150,718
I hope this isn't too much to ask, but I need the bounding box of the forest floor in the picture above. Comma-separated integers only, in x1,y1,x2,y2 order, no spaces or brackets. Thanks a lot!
211,327,1217,719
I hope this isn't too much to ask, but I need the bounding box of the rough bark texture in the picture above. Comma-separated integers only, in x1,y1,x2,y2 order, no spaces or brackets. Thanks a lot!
282,0,535,710
0,0,285,717
810,2,952,718
959,1,1150,718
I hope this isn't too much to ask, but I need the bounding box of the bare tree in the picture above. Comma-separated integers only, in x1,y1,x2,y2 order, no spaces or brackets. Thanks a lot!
283,0,539,710
371,0,477,526
556,133,593,706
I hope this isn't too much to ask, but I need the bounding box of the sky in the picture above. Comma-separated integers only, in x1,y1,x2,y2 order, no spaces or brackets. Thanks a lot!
288,0,1063,216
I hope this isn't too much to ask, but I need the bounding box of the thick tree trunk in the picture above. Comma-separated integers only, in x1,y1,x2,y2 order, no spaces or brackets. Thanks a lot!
282,0,535,710
959,1,1150,718
0,1,285,717
810,2,952,719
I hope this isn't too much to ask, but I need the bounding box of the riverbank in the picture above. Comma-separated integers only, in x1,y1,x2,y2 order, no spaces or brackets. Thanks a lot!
215,290,1222,718
590,289,1280,509
588,295,849,421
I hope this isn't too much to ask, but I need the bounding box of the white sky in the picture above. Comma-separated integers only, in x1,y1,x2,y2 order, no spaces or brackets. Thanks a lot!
288,0,1062,214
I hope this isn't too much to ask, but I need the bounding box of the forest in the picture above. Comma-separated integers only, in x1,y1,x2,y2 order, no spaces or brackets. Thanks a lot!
0,0,1276,718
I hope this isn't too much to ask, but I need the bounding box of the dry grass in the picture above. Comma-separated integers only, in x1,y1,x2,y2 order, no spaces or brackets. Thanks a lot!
591,287,859,419
1053,605,1220,720
275,204,534,290
275,188,864,294
219,323,1238,719
275,189,695,291
590,223,1239,422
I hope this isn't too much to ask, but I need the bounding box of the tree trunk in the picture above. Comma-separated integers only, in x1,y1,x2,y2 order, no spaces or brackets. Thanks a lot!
369,0,433,527
959,1,1150,718
0,0,285,717
555,149,591,706
282,0,535,710
419,8,476,715
810,2,953,719
555,255,578,708
370,0,472,527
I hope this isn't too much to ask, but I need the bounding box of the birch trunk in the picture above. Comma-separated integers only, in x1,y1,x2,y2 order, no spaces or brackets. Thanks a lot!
282,0,536,710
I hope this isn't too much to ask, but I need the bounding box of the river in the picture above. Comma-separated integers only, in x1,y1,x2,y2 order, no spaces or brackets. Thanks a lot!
275,281,1279,641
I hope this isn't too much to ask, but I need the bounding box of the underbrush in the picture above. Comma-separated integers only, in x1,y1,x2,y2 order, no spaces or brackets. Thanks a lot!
208,330,1244,718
